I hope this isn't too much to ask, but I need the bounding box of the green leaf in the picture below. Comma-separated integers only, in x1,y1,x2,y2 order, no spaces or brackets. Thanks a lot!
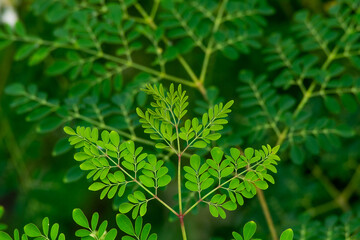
64,126,76,135
272,145,280,154
206,133,221,140
341,94,357,113
0,232,12,240
122,236,136,240
37,116,63,133
15,44,38,61
59,233,66,240
104,228,117,240
29,47,51,65
244,148,254,160
140,203,147,217
53,138,72,156
209,205,218,217
335,125,354,138
119,203,134,214
63,166,84,183
290,145,304,165
89,182,106,191
136,108,145,118
139,175,155,188
110,131,120,147
72,209,89,228
190,155,200,170
5,83,26,96
201,178,214,190
224,100,234,109
305,136,319,155
158,175,171,187
74,152,90,161
222,46,239,60
243,221,256,240
254,181,268,190
42,217,49,236
114,74,123,91
0,40,12,50
24,223,42,237
134,191,146,201
280,229,294,240
46,61,71,76
116,214,135,236
222,201,237,211
14,21,26,36
26,106,52,121
155,143,167,149
210,147,224,162
324,96,341,114
140,223,151,240
192,140,207,148
50,223,59,239
232,231,243,240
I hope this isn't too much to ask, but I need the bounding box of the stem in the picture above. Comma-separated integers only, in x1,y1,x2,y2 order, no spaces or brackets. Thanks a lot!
180,216,187,240
311,165,340,199
257,188,278,240
122,168,177,215
306,200,338,217
199,46,212,84
150,0,160,20
178,153,188,240
199,0,228,83
248,80,281,137
6,36,196,88
341,165,360,201
178,154,183,215
1,117,31,191
177,56,200,84
132,3,201,90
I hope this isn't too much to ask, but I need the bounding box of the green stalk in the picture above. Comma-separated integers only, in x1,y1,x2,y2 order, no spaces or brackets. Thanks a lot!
199,0,228,84
180,219,187,240
257,188,278,240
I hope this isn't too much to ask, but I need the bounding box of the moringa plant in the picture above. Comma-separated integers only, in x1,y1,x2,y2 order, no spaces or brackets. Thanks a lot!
0,84,293,239
1,0,360,239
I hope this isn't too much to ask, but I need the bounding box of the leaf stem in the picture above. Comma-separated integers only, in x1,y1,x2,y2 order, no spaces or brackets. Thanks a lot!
178,154,183,214
178,151,187,239
5,36,196,87
132,3,201,88
150,0,160,20
199,0,228,84
257,187,278,240
180,216,187,240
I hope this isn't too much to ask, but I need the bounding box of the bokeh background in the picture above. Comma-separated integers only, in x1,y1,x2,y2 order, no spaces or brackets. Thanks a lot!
0,0,360,239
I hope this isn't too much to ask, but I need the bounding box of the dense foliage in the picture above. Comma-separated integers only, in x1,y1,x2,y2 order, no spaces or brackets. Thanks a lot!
0,0,359,239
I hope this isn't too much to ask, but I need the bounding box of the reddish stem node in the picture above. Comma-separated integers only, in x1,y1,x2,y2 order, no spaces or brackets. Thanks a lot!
178,214,184,224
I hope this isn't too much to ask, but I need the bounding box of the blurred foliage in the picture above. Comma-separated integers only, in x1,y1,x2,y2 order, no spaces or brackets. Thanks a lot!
0,0,360,239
